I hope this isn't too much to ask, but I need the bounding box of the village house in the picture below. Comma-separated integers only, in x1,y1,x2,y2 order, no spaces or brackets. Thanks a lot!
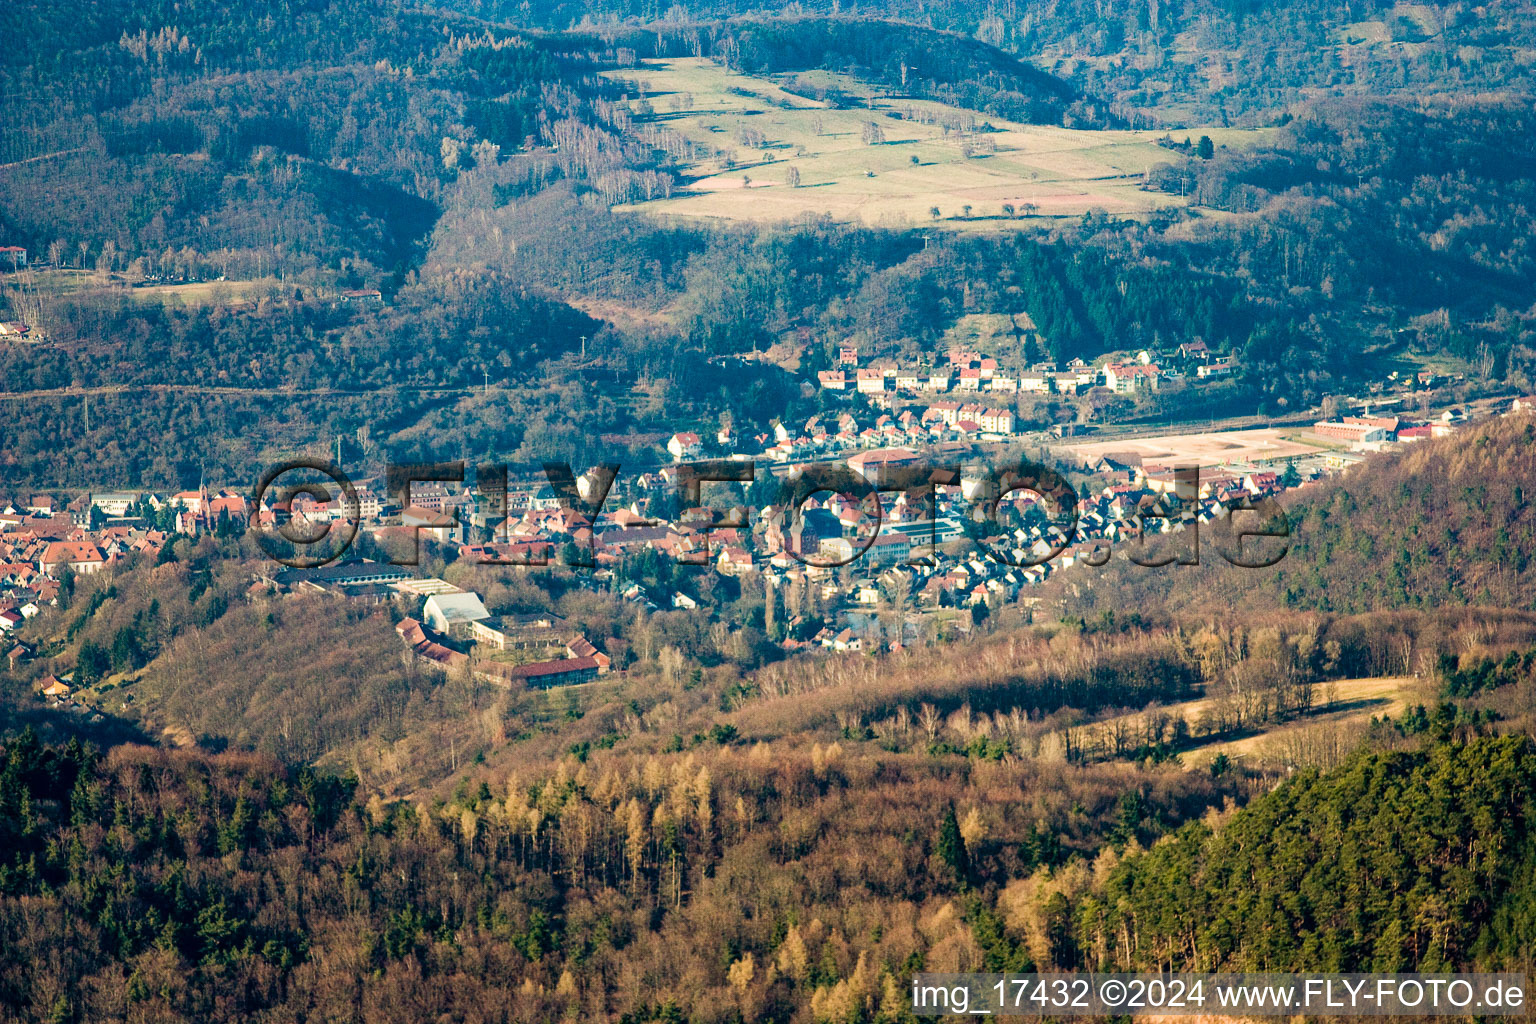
1103,362,1162,393
1019,372,1051,393
401,505,460,544
855,368,887,394
40,540,106,576
666,432,703,460
1052,371,1092,395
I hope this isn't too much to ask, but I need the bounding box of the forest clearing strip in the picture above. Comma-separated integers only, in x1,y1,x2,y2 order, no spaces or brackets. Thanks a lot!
1097,675,1420,766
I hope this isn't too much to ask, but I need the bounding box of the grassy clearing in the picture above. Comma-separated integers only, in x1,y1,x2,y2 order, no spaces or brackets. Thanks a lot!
3,268,283,307
124,277,285,306
936,312,1043,363
606,57,1269,228
1101,675,1421,768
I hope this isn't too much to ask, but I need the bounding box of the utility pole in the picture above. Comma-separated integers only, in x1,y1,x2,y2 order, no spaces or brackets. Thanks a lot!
484,369,489,394
83,393,89,433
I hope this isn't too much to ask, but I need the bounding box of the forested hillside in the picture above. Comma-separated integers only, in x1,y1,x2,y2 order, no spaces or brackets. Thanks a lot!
1075,736,1536,971
6,726,1536,1020
0,0,599,280
448,0,1536,122
1146,100,1536,353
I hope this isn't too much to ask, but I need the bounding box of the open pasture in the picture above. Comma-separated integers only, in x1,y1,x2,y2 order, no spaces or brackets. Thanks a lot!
606,57,1269,228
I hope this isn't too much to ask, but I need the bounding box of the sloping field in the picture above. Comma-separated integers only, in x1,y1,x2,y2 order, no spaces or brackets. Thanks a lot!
1096,675,1421,768
606,58,1269,228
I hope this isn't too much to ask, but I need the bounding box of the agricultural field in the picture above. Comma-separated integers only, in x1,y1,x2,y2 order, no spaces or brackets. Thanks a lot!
606,57,1270,228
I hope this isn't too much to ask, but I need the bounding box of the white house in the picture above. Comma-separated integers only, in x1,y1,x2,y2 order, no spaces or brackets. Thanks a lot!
1103,362,1161,393
667,432,703,461
855,369,887,394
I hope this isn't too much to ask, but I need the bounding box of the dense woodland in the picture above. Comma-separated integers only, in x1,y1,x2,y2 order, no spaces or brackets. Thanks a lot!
447,0,1536,122
5,665,1536,1021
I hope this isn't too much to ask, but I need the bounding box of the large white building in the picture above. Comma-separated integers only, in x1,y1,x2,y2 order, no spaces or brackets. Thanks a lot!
423,592,491,637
